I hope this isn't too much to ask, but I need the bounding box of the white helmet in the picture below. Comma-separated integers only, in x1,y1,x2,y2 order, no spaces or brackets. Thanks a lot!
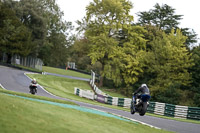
33,78,36,82
141,84,147,87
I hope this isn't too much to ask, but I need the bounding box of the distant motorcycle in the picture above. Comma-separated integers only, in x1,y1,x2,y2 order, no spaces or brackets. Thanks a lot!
29,83,38,95
130,94,150,116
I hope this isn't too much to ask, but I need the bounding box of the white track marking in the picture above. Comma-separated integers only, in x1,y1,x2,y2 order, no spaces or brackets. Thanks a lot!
0,83,6,89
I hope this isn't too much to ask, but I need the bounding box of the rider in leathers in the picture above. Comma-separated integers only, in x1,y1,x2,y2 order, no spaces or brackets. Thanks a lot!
29,78,37,93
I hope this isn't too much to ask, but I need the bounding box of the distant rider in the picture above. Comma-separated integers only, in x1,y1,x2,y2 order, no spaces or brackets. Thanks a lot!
29,78,37,93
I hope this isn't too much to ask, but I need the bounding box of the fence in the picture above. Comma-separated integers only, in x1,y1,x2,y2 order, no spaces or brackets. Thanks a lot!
147,102,200,120
0,54,43,71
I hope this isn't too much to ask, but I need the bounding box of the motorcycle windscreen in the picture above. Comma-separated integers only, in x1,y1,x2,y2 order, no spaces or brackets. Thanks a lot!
141,94,151,102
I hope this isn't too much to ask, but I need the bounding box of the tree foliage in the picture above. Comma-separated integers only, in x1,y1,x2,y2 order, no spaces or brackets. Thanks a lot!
190,46,200,106
67,38,92,71
137,3,198,47
0,1,32,63
0,0,74,66
80,0,147,88
145,29,193,102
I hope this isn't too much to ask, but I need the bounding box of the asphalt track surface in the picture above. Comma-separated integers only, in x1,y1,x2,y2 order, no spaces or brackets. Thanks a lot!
0,65,200,133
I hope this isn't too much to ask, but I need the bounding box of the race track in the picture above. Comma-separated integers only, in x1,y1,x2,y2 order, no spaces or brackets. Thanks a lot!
0,65,199,133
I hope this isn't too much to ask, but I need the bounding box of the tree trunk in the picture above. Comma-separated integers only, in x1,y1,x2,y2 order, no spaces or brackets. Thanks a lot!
99,76,104,87
6,53,12,64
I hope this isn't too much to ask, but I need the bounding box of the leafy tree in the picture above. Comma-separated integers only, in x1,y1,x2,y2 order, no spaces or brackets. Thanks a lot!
15,0,73,51
145,29,193,103
190,46,200,106
67,38,92,71
0,1,32,63
79,0,147,89
0,0,74,66
13,0,74,66
12,0,47,56
40,31,69,67
137,3,198,47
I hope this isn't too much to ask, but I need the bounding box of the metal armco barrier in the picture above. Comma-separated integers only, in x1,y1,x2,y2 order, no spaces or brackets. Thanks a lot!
147,102,200,120
96,94,106,103
106,96,113,105
147,102,156,113
74,87,80,96
124,98,131,108
164,104,175,117
74,87,95,100
175,105,188,119
187,107,200,120
154,102,165,115
118,98,125,107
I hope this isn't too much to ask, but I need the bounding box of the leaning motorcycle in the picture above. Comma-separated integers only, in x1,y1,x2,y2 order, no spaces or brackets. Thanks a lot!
29,83,38,95
130,94,150,116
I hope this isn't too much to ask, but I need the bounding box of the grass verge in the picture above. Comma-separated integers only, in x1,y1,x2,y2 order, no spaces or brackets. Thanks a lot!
101,87,127,98
12,64,42,73
0,89,76,106
0,93,172,133
43,66,91,79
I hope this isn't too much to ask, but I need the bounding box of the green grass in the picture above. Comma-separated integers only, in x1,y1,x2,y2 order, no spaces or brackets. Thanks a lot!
0,89,76,105
0,93,172,133
43,66,91,79
13,64,43,73
101,88,127,98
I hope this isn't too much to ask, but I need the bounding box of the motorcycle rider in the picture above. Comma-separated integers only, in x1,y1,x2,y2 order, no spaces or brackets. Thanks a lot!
29,78,37,93
133,84,150,105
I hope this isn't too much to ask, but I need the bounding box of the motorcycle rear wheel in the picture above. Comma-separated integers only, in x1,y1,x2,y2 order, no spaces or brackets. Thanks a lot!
139,102,147,116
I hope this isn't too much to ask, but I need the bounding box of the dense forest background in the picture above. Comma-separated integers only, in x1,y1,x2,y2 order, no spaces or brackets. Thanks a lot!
0,0,200,107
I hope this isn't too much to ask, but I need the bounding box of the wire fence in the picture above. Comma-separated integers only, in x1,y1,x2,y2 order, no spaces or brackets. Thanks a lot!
0,53,43,71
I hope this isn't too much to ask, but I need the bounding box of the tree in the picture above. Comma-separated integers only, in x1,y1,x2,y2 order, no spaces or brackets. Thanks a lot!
137,3,198,47
145,29,193,103
14,0,73,55
13,0,74,66
190,46,200,106
0,1,32,63
67,38,92,71
79,0,147,89
39,31,69,67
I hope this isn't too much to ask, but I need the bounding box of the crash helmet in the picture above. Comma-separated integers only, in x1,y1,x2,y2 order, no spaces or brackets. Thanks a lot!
33,78,36,82
141,84,147,88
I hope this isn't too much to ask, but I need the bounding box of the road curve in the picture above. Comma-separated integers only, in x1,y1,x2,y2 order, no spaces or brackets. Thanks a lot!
0,65,199,133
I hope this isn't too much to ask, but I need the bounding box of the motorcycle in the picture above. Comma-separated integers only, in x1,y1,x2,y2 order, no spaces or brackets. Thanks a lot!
29,83,38,95
130,94,150,116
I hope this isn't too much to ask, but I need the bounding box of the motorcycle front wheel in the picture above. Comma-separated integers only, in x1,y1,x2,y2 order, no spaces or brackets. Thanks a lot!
31,88,36,95
130,101,135,114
